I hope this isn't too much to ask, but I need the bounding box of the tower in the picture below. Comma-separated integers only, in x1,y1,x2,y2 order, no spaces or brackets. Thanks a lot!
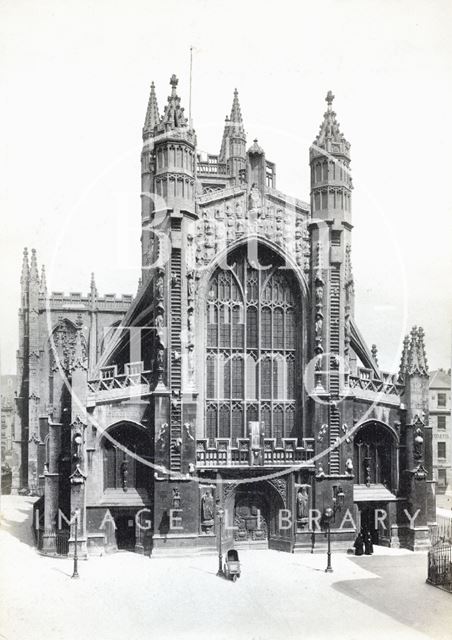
141,76,199,553
309,91,354,478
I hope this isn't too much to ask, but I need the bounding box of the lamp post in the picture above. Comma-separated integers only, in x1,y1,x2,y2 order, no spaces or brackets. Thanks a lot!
71,509,79,579
323,486,345,573
216,505,225,577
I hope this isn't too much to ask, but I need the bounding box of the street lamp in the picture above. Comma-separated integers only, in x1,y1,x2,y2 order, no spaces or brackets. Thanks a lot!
71,509,79,579
323,486,345,573
216,504,225,578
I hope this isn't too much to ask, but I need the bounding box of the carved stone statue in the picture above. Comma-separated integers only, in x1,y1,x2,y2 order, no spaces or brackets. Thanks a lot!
414,428,424,460
297,486,309,521
201,490,215,534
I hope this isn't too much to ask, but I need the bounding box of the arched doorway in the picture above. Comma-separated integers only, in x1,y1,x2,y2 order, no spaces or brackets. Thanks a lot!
353,421,398,546
232,480,285,546
100,423,151,551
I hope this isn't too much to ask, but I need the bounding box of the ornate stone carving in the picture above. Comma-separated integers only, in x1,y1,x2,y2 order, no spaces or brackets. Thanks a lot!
317,423,328,443
183,422,194,441
69,464,87,485
223,481,238,502
156,423,168,452
194,195,310,272
414,427,424,461
268,478,287,506
50,316,87,373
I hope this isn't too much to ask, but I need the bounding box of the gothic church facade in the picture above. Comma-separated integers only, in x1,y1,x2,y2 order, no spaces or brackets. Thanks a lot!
14,75,436,556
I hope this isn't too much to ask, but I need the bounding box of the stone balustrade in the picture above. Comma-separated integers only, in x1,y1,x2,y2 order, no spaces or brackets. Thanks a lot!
196,437,315,468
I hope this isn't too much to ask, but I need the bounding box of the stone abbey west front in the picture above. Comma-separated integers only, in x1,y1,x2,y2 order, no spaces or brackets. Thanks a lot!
15,75,436,557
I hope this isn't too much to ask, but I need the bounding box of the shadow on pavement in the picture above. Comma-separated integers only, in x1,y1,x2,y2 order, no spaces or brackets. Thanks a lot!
332,554,452,640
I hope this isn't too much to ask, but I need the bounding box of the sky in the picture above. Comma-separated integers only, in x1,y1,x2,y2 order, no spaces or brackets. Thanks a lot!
0,0,451,375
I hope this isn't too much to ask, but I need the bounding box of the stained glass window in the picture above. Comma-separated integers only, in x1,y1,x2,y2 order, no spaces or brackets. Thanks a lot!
246,307,258,348
205,246,300,443
273,308,284,349
262,308,271,348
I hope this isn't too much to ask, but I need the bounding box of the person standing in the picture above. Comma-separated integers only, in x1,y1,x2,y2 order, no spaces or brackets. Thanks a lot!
353,532,364,556
364,529,374,555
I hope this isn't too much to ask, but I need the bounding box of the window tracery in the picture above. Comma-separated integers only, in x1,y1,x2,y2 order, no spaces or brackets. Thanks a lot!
205,247,300,445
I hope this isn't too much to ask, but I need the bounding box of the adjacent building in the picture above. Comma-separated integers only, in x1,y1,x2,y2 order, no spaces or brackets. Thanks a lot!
429,369,451,497
1,375,17,467
13,75,436,557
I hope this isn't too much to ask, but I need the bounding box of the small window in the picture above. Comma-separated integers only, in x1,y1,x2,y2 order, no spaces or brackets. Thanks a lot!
438,415,446,430
438,393,447,407
437,469,447,487
438,442,446,459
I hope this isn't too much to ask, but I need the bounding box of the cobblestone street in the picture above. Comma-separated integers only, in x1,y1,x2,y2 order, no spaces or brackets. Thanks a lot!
1,496,451,640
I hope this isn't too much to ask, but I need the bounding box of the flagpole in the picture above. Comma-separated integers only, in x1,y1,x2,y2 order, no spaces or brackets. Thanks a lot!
189,46,193,127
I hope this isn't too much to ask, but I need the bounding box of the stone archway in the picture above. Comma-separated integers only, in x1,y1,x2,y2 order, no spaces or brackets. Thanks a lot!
232,480,286,546
353,420,398,491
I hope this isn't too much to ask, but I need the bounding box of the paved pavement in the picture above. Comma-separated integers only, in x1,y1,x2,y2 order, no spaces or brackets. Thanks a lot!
1,496,451,640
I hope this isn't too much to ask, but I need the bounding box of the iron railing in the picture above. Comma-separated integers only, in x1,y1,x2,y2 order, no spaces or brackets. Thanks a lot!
36,529,70,556
427,541,452,592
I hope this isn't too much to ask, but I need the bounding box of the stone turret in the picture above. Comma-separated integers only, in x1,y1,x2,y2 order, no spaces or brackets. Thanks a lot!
140,75,196,282
309,92,354,477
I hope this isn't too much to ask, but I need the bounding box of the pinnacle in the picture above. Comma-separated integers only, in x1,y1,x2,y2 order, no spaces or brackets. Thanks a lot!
398,335,411,382
406,326,429,377
143,81,160,135
229,88,245,136
90,272,98,298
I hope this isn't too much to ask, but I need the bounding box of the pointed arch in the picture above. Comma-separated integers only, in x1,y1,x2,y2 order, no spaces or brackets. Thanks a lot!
202,242,305,444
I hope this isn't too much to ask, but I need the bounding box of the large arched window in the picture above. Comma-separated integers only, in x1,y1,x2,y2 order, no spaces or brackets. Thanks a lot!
102,424,150,491
205,246,300,445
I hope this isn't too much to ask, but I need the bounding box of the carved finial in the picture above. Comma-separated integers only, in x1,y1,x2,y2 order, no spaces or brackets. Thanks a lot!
21,247,30,284
326,90,335,107
29,248,39,282
417,327,429,375
170,74,178,95
371,344,378,366
39,265,47,296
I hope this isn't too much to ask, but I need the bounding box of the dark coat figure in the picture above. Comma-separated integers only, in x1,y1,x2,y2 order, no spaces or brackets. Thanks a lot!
364,530,374,555
353,533,364,556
